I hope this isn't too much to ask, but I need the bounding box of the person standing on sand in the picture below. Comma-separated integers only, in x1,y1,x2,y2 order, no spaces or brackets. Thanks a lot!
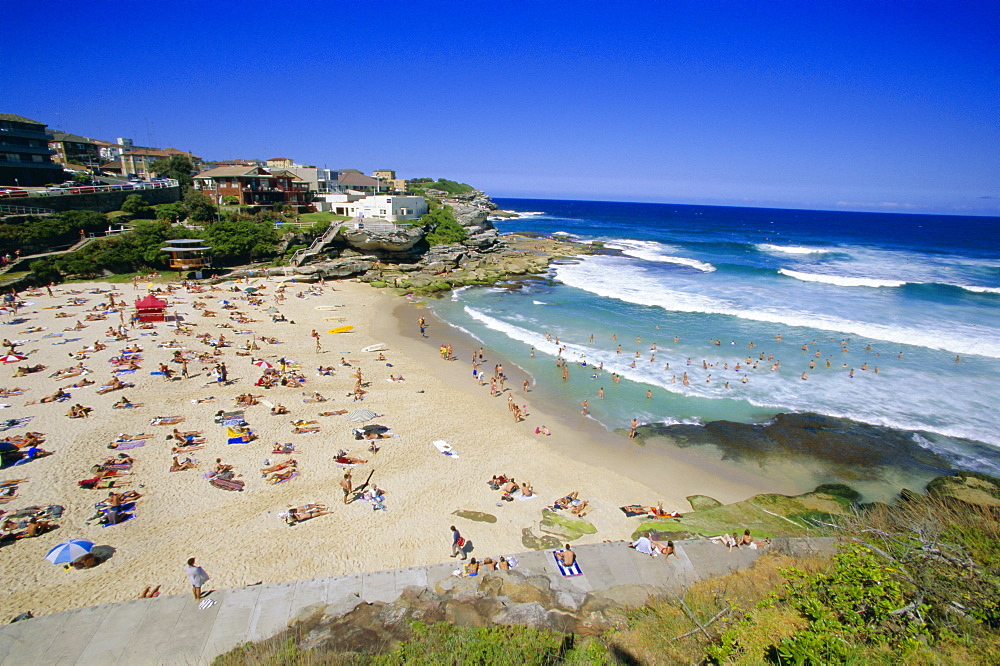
341,471,353,504
629,418,639,439
450,525,466,559
185,557,210,600
312,329,321,352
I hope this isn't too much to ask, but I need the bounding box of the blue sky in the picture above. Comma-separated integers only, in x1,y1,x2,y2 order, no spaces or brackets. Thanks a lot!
3,1,997,215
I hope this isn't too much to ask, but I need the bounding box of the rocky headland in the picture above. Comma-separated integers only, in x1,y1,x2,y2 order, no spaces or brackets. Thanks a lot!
239,190,589,294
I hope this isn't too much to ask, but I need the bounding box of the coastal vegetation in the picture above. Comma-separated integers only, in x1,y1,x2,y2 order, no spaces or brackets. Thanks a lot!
406,177,475,195
418,206,469,246
213,473,1000,664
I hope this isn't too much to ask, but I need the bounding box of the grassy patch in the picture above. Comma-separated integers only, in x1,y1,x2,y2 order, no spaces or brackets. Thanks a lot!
296,211,351,224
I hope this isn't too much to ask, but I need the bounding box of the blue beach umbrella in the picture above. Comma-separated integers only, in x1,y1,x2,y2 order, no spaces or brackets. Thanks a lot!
44,539,95,565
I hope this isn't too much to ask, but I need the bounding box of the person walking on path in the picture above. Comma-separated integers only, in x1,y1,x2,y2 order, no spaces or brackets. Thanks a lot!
450,525,466,559
185,557,210,600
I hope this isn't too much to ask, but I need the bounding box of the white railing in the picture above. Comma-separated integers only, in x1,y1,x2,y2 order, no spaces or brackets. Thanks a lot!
289,217,358,266
341,220,403,234
25,179,180,198
0,203,55,216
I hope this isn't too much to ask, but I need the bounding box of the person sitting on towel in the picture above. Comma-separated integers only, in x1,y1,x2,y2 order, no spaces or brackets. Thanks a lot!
557,544,575,567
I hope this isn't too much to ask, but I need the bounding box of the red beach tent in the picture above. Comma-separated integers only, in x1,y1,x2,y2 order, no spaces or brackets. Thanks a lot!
134,294,168,323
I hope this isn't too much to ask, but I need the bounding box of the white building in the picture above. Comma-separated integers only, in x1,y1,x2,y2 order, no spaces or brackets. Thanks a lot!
317,194,427,222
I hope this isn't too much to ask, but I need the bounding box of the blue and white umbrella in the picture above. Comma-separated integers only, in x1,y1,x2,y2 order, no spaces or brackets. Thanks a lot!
44,539,95,565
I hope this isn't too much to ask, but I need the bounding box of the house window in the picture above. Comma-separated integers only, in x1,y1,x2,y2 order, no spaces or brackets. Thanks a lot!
32,155,43,162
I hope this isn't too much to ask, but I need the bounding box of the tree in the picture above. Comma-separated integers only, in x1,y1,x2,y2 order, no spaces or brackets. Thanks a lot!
183,190,217,223
204,216,278,263
149,154,195,192
221,194,239,205
420,207,468,246
121,194,155,219
155,202,186,223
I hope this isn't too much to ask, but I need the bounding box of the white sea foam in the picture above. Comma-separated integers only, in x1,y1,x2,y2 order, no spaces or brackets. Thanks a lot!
532,300,547,305
450,285,472,301
757,243,830,255
555,257,1000,358
778,269,908,288
958,284,1000,295
605,239,716,272
504,210,545,217
458,303,999,446
553,231,576,238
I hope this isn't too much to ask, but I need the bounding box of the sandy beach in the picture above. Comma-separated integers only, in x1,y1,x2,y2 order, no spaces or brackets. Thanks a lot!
0,276,779,619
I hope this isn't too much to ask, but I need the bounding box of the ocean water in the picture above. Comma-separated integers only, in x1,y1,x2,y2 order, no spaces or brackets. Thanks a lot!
428,199,1000,475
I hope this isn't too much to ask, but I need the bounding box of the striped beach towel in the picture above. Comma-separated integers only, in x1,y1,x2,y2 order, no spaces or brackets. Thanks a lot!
552,550,583,577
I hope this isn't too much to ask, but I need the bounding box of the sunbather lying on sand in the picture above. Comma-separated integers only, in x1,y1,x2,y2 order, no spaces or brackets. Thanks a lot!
319,410,348,416
552,492,579,510
113,396,142,409
268,469,298,484
61,378,94,389
25,388,70,404
270,403,289,415
150,416,184,425
271,442,296,454
138,585,161,598
283,503,329,525
261,459,296,474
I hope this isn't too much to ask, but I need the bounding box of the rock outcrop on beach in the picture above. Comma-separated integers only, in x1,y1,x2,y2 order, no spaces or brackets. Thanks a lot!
253,190,587,293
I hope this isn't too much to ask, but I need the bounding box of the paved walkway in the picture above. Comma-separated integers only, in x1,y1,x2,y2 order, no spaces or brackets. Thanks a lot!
0,538,833,665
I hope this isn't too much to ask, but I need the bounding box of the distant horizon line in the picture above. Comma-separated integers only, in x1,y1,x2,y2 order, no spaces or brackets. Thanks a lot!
485,194,1000,219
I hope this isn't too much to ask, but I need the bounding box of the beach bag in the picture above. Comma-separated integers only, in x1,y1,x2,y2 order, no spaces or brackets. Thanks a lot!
456,537,466,548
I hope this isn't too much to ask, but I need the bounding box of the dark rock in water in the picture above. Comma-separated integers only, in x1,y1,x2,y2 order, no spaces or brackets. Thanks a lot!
643,412,956,481
452,510,497,523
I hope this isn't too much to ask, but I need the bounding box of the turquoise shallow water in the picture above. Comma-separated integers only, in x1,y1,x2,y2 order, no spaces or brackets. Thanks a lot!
427,199,1000,476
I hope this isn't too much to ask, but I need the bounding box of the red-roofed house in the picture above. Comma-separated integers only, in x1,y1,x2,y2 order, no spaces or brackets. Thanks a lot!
193,165,315,210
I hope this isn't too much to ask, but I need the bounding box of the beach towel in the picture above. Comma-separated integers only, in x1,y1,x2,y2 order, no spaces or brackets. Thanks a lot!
552,550,583,577
433,440,458,458
0,417,33,432
198,598,217,610
209,477,245,491
114,369,137,375
110,440,145,450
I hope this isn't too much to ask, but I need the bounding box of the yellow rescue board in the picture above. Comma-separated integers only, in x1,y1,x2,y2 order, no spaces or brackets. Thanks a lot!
329,326,354,333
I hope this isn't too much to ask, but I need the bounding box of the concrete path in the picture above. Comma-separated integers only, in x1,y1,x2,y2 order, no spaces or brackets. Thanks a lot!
0,537,833,665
